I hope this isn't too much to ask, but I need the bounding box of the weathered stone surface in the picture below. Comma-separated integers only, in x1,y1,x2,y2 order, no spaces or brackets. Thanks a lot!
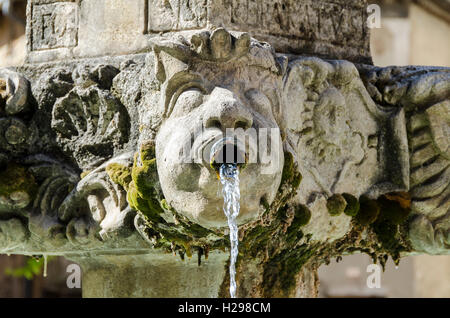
0,68,30,115
208,0,371,63
25,0,371,64
51,77,130,170
359,65,450,255
147,0,207,32
30,1,78,51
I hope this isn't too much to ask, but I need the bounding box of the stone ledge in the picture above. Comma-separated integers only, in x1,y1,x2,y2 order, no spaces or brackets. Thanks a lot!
26,0,372,64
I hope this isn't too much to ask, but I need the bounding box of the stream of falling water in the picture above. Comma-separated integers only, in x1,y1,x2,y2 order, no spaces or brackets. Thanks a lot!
219,163,240,298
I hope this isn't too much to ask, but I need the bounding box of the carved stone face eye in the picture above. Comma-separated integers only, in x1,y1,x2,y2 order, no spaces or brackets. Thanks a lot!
170,88,204,118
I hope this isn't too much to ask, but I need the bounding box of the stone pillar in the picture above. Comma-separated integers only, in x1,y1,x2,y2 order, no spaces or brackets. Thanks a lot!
74,251,319,298
0,0,448,298
73,251,229,298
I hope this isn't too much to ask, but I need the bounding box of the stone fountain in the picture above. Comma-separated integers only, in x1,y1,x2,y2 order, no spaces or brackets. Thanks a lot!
0,0,448,297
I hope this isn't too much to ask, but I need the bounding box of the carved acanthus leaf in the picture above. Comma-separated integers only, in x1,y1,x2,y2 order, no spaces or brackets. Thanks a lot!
51,85,130,170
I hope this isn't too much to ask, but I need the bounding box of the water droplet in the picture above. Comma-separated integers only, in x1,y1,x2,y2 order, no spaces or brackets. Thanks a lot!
43,254,48,278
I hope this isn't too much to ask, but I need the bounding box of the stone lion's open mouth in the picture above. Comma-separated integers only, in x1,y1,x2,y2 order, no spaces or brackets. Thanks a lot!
209,137,247,177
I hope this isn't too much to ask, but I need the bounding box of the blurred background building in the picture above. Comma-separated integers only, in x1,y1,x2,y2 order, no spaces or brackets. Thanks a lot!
370,0,450,67
0,0,26,67
0,0,448,297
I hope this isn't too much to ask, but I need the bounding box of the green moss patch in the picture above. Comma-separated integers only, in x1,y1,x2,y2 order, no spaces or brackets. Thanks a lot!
262,244,319,297
292,204,311,228
355,196,380,225
326,194,347,216
377,193,411,225
0,163,37,208
280,151,302,190
342,193,360,217
106,163,132,190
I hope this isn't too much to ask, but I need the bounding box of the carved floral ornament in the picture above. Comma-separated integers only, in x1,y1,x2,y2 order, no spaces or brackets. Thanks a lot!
0,28,448,272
